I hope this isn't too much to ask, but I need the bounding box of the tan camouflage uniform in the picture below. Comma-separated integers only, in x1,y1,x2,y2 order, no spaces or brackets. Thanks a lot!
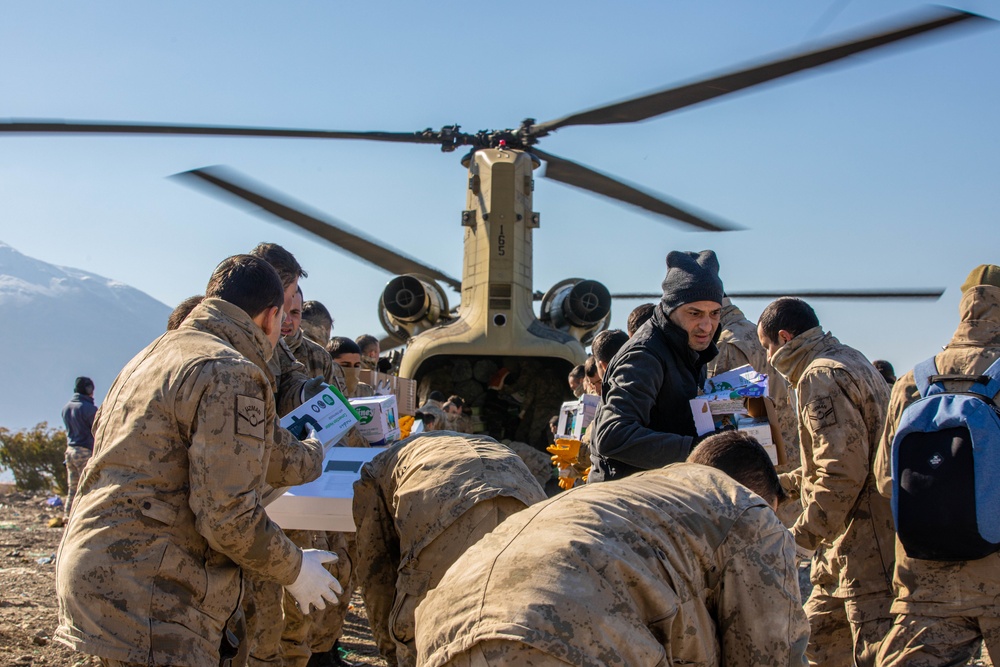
278,330,366,667
247,334,330,667
55,298,305,667
707,300,800,470
772,326,895,667
415,463,809,667
63,444,93,517
353,432,547,667
873,285,1000,667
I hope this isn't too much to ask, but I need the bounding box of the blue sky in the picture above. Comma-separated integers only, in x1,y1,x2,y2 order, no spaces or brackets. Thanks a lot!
1,0,998,375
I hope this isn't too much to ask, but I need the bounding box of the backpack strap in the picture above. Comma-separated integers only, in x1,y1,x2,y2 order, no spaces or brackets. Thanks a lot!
913,357,939,398
967,356,1000,400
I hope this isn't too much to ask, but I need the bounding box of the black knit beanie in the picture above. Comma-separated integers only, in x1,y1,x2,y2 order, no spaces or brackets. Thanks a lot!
660,250,724,314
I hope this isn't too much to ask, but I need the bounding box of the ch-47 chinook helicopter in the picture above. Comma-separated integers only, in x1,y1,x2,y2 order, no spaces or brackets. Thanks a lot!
1,8,984,446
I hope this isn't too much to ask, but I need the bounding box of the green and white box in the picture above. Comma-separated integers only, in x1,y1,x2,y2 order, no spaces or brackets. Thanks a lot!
279,385,358,449
349,395,400,447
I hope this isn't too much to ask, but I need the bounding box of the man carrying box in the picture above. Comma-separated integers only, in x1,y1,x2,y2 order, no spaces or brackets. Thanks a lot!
55,255,342,667
757,297,894,667
590,250,723,482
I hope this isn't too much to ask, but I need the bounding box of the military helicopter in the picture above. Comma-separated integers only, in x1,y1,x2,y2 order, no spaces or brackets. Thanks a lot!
0,8,982,446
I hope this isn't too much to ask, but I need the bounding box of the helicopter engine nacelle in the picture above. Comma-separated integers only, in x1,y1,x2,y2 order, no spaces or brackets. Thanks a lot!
539,278,612,346
378,273,451,341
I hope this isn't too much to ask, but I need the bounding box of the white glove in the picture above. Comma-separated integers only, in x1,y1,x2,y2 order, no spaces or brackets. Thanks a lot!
284,549,342,613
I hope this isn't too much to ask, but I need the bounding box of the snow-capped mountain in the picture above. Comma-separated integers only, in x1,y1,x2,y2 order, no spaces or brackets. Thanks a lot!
0,242,171,430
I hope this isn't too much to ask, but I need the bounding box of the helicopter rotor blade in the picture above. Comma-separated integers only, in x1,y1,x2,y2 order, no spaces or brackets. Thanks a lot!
530,9,986,135
609,289,945,300
174,166,462,291
533,148,738,232
0,119,446,144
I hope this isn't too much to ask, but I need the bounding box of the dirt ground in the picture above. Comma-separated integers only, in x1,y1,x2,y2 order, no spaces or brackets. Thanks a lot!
0,490,385,667
0,489,992,667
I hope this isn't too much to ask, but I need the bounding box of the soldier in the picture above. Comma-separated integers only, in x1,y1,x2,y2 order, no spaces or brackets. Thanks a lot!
352,432,547,667
329,336,375,398
590,250,723,482
757,297,894,667
301,299,334,346
55,255,342,667
355,333,380,371
166,294,205,330
707,296,800,474
280,287,364,667
874,266,1000,667
415,431,808,667
60,376,98,518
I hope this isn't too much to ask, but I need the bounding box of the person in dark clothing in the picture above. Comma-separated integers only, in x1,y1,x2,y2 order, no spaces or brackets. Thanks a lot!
61,376,98,516
589,250,723,483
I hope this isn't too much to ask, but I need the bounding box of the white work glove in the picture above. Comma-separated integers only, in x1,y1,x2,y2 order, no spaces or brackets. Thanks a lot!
284,549,342,613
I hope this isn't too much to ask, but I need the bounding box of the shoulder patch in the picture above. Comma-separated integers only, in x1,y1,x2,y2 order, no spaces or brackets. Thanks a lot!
236,394,267,440
804,396,837,429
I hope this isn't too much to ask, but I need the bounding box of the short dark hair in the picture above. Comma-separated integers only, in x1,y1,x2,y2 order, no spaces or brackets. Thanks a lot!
592,329,629,365
447,395,465,409
205,254,284,318
302,300,333,327
167,295,205,331
327,336,362,359
873,360,896,385
74,376,95,395
584,356,599,379
758,297,819,343
356,334,379,354
687,430,784,506
428,390,447,403
627,303,655,337
568,364,585,383
249,242,306,289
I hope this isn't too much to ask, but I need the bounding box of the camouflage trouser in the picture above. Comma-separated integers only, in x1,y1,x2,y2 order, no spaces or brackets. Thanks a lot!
246,575,285,666
280,530,354,667
64,445,92,516
876,614,1000,667
392,496,526,667
805,589,893,667
438,639,572,666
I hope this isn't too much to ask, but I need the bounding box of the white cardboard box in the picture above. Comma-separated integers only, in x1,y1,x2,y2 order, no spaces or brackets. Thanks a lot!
278,386,359,449
265,446,387,531
556,394,600,439
349,395,401,447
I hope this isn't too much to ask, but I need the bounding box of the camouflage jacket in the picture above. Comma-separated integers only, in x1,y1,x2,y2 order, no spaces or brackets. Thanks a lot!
772,326,894,597
415,463,808,667
284,329,336,385
55,298,303,666
707,302,800,469
874,285,1000,617
353,432,547,665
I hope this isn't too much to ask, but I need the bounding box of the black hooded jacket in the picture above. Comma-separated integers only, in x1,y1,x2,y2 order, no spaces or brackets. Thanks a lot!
589,304,718,482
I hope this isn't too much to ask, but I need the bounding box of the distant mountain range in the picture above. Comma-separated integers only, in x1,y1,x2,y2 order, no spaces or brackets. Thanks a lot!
0,242,171,431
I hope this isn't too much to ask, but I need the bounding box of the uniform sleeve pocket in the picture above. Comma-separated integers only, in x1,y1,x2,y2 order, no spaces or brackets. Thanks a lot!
140,497,179,526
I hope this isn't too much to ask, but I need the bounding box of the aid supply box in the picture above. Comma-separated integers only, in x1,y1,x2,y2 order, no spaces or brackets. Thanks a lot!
279,386,359,449
266,446,387,531
349,395,401,447
556,394,601,439
359,369,417,416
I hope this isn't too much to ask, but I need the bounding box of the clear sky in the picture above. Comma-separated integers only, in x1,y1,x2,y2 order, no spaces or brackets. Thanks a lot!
1,0,997,376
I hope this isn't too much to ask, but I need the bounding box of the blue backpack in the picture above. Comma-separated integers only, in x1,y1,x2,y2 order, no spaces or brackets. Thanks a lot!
891,356,1000,561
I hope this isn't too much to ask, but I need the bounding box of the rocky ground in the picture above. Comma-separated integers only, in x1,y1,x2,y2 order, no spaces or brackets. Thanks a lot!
0,489,992,666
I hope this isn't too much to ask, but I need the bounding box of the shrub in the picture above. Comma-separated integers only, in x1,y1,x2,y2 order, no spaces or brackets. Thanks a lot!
0,422,68,494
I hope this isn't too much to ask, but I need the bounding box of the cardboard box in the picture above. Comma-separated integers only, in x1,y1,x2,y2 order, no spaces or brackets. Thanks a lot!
349,395,401,447
359,370,417,416
689,394,786,468
556,394,600,439
279,386,359,450
265,446,387,531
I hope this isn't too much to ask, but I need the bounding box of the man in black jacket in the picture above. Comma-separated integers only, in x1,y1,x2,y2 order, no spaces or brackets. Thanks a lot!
589,250,723,482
